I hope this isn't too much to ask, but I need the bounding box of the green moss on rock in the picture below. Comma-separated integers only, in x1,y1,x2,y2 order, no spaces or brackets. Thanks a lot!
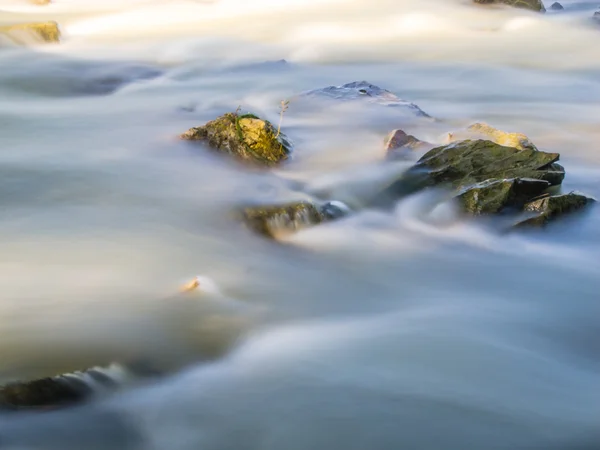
0,21,60,43
180,112,291,167
473,0,546,12
515,193,595,227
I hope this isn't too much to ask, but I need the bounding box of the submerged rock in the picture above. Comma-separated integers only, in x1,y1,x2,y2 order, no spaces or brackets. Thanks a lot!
0,21,60,44
181,112,291,167
301,81,431,118
385,129,433,160
550,2,564,10
447,122,537,151
457,178,550,215
413,139,564,188
241,200,350,239
473,0,546,12
515,193,595,227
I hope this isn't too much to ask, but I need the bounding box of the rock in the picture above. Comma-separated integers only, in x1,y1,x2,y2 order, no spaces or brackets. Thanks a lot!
385,129,433,160
180,112,291,167
0,21,60,44
515,193,595,227
473,0,546,12
31,0,51,4
413,139,564,189
550,2,564,10
457,178,550,215
594,11,600,22
0,375,93,411
241,201,349,239
447,122,537,151
301,81,431,118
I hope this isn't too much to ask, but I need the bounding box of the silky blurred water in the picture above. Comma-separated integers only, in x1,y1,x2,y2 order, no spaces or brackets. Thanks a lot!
0,0,599,448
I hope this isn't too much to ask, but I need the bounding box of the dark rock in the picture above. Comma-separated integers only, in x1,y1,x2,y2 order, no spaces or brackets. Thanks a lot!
0,375,93,411
413,139,564,189
550,2,564,10
473,0,546,12
515,193,595,227
301,81,431,118
594,11,600,22
385,129,433,160
241,200,349,238
457,178,550,215
180,112,291,167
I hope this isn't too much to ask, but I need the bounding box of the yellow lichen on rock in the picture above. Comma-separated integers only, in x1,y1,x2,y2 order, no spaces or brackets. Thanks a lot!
0,21,60,43
447,122,537,151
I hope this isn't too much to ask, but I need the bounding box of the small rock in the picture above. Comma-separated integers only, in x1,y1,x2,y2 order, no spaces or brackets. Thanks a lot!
0,21,60,44
241,201,349,239
180,112,291,167
301,81,431,118
384,129,433,160
447,122,537,151
31,0,51,4
457,178,550,215
550,2,564,10
515,193,595,227
473,0,546,12
594,11,600,22
414,139,565,188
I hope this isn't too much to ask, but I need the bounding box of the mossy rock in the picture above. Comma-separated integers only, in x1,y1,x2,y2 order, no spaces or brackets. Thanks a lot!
473,0,546,12
515,193,595,227
447,123,537,151
457,178,550,215
241,201,349,239
0,21,60,44
413,139,564,188
180,112,291,167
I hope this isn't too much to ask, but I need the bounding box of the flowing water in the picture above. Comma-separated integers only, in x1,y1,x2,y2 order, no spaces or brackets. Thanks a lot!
0,0,599,448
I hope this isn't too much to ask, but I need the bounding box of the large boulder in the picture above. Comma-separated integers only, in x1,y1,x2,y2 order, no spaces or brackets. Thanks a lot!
473,0,546,12
515,193,595,227
180,112,291,167
413,139,564,188
241,201,349,239
0,21,60,44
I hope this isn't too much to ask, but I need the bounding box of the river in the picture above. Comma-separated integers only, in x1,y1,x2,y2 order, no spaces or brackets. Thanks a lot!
0,0,599,448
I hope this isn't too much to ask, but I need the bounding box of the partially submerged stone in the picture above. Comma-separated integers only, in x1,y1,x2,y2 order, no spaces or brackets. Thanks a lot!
550,2,564,10
241,201,349,239
457,178,550,215
181,112,291,167
301,81,431,118
414,139,564,188
385,129,433,160
0,372,96,411
447,122,537,151
515,193,595,227
473,0,546,12
0,21,60,44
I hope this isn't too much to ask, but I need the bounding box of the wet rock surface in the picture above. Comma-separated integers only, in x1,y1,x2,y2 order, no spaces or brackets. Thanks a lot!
473,0,546,12
413,139,564,188
550,2,564,10
181,112,292,167
457,178,550,215
515,193,596,227
447,123,537,151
